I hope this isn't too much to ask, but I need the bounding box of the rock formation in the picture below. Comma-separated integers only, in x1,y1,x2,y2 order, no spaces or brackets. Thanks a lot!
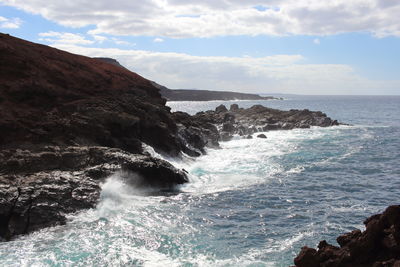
0,33,182,156
294,205,400,267
179,104,340,143
0,33,190,240
0,146,187,241
0,33,342,240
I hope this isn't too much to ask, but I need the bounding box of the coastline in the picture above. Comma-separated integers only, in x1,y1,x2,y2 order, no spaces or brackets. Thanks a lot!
1,33,399,267
0,33,340,240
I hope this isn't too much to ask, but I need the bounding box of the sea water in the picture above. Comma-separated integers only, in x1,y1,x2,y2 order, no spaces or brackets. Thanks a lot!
1,95,399,266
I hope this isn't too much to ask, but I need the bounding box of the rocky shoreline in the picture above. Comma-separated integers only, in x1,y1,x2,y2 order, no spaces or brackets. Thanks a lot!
0,146,187,240
0,33,342,241
294,205,400,267
0,101,340,240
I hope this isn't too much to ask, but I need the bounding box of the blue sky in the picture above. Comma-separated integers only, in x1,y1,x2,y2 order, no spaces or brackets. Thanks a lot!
1,1,399,95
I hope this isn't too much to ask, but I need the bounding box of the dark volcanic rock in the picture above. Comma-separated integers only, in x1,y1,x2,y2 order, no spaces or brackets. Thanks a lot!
0,34,343,241
189,103,341,143
257,134,267,139
172,111,220,153
0,33,181,156
0,34,192,240
294,205,400,267
220,132,234,142
215,104,228,113
230,104,239,111
0,146,188,240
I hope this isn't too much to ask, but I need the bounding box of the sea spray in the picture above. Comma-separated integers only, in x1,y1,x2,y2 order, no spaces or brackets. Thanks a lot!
1,96,399,267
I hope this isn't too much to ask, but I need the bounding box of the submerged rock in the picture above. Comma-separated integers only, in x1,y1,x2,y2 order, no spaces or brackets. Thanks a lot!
294,205,400,267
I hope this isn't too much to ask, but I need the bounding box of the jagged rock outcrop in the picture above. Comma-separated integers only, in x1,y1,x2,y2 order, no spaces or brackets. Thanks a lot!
0,34,343,241
172,111,220,156
294,205,400,267
170,104,340,153
0,34,191,240
0,146,187,240
185,104,340,141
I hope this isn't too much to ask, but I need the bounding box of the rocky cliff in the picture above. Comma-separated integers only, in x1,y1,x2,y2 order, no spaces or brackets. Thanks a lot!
0,34,181,156
0,33,190,240
0,34,342,240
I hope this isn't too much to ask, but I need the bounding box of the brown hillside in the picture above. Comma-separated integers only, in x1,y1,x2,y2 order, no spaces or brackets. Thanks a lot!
0,33,180,155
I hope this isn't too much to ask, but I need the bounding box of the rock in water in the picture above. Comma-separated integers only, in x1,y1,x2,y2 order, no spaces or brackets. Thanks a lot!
0,34,344,241
0,34,190,240
294,205,400,267
0,146,188,240
230,104,239,111
188,103,342,143
215,104,228,113
257,134,267,139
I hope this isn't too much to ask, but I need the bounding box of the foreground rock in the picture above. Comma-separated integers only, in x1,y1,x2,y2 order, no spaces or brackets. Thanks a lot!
294,205,400,267
0,146,187,240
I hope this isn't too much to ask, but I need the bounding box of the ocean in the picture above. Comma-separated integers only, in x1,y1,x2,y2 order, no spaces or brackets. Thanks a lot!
1,95,399,266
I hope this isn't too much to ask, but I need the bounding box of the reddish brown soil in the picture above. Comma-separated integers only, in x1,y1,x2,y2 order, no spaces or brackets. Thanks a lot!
0,33,180,154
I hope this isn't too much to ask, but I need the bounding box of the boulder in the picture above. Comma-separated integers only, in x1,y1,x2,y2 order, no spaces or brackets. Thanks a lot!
257,134,267,139
294,205,400,267
220,132,234,142
230,104,239,111
215,104,228,113
223,112,235,123
222,122,235,133
173,111,220,151
262,124,280,131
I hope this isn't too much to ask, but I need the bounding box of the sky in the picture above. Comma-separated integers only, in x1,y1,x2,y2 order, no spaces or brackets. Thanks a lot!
0,0,399,95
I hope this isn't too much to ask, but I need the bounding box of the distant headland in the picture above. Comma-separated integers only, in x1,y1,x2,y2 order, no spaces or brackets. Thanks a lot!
94,57,282,101
151,82,282,101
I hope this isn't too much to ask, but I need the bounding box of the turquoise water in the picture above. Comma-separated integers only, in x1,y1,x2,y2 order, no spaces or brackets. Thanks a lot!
1,96,399,266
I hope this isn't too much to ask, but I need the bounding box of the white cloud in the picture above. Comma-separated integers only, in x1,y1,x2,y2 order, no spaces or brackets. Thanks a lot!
91,34,108,43
313,38,320,45
153,38,164,43
111,37,133,46
0,16,22,29
39,31,94,45
1,0,400,38
46,43,400,95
